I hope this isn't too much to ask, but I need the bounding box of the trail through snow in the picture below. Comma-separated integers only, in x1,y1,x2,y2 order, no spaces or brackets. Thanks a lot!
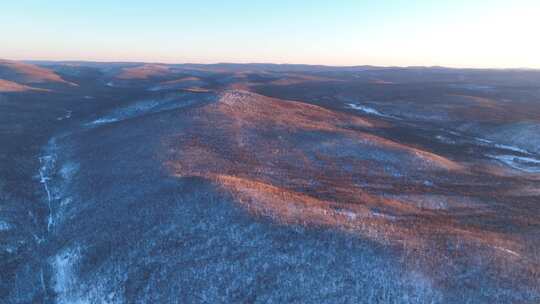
38,139,58,232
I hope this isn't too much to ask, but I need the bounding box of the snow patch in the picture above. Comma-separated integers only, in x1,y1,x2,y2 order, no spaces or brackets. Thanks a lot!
37,137,72,233
449,84,495,91
57,110,73,121
347,103,380,115
493,143,530,154
494,246,521,258
60,162,79,180
88,117,119,126
51,246,82,304
423,180,434,187
60,197,73,207
372,211,396,220
435,135,455,144
38,140,58,232
487,154,540,173
475,137,531,154
474,137,492,144
0,220,11,231
86,95,204,128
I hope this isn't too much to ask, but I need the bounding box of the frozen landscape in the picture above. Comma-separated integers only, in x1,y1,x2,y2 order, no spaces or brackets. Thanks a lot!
1,59,540,303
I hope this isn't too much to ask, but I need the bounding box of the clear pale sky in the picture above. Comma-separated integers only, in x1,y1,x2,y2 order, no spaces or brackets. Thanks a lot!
2,0,539,68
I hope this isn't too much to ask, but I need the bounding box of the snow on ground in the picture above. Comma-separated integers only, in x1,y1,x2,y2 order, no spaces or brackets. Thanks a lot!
436,131,540,173
492,143,530,154
448,84,495,92
473,136,531,154
60,162,79,180
86,95,209,127
435,135,456,144
474,137,492,144
438,131,535,159
57,110,73,121
88,117,119,126
51,246,87,304
38,139,59,232
36,135,78,237
493,246,521,258
346,103,395,119
487,154,540,173
0,220,11,231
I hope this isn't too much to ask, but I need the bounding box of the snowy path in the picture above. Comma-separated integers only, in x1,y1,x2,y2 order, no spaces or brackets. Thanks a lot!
38,139,58,232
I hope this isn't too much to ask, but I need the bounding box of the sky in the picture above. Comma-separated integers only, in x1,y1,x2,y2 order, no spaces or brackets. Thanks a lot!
2,0,540,68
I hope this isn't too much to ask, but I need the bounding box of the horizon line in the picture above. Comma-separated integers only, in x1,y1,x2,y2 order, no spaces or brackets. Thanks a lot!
2,57,539,71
